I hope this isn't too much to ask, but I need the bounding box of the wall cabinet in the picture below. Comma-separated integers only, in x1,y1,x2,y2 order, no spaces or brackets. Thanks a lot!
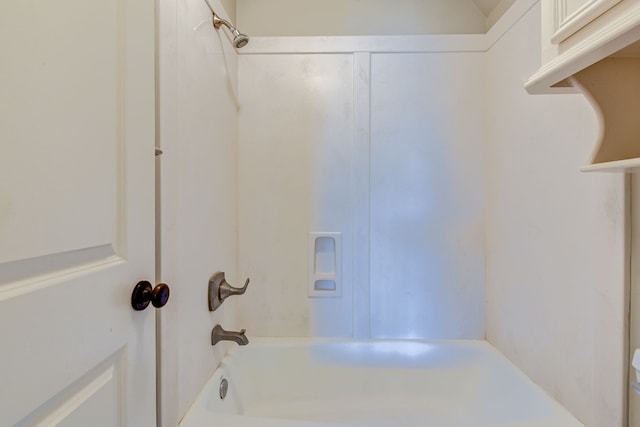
549,0,621,44
528,0,640,171
536,0,640,69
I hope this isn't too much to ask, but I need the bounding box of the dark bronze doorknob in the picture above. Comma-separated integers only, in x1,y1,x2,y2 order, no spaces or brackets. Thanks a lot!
131,281,170,311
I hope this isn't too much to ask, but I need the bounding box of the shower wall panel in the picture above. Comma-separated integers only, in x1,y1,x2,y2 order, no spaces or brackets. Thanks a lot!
237,54,356,337
159,0,239,422
369,53,487,339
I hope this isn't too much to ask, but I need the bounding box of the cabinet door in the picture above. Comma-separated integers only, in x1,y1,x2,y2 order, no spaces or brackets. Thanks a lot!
551,0,621,43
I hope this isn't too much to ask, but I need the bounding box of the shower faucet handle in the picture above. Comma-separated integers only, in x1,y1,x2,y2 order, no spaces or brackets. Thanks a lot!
208,272,250,311
220,277,249,300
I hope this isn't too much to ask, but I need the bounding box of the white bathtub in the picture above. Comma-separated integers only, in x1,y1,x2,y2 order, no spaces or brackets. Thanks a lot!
180,339,585,427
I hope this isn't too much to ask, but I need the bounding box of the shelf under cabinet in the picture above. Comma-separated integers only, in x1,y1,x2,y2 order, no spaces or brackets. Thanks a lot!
528,2,640,173
581,157,640,172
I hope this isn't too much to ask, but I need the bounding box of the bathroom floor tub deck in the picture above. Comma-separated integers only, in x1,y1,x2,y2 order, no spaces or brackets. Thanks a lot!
180,339,585,427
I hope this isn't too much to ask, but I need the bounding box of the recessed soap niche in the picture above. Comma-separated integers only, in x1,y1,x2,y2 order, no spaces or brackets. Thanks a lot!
308,232,342,297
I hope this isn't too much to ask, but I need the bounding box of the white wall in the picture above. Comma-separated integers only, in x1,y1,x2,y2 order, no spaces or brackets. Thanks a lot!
485,3,627,427
236,47,487,340
236,0,487,36
218,0,236,21
158,0,239,423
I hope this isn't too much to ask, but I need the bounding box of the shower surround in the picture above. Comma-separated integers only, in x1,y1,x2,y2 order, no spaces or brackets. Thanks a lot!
159,0,627,426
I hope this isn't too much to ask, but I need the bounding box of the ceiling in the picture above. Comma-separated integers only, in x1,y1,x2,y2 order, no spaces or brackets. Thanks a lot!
471,0,505,17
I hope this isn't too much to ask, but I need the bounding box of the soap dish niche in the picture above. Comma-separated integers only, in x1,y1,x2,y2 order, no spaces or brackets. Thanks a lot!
308,232,342,297
314,279,336,292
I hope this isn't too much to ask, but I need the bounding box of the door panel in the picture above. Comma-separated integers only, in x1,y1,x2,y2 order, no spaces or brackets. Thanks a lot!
19,352,124,427
0,0,156,425
1,0,120,264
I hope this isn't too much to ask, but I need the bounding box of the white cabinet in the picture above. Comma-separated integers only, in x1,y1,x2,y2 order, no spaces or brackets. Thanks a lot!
529,0,640,171
532,0,640,87
550,0,621,44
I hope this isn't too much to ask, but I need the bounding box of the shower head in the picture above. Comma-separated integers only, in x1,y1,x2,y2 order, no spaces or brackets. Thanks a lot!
230,28,250,49
212,13,250,49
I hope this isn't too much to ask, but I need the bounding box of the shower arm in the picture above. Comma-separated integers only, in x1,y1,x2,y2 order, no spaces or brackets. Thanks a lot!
212,15,234,32
203,0,237,33
203,1,250,49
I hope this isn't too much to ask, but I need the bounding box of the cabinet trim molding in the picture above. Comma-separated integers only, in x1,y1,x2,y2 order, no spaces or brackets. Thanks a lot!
552,0,622,44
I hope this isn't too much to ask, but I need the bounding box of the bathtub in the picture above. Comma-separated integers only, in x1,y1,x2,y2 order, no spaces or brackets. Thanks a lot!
180,339,585,427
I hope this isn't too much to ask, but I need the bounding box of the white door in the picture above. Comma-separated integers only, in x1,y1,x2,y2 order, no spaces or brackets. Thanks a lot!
0,0,157,425
631,174,640,426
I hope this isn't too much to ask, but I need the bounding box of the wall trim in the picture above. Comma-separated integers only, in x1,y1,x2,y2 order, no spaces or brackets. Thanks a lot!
238,0,538,54
352,52,371,339
239,35,487,54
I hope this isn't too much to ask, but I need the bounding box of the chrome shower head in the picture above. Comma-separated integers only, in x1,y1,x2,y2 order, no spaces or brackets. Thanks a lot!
230,28,250,49
212,13,250,49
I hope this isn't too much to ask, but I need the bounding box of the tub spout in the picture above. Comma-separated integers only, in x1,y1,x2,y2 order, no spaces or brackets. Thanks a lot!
211,324,249,346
